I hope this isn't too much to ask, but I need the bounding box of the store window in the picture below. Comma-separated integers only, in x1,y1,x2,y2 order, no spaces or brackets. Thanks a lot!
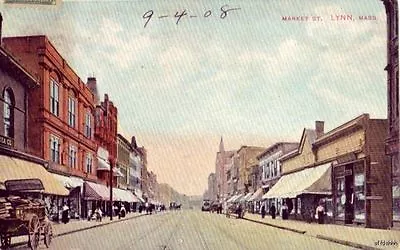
3,88,14,138
393,154,400,221
354,173,365,221
335,178,345,219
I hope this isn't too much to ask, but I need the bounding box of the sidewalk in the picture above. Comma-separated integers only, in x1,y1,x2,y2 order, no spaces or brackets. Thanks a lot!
10,212,147,248
241,213,400,250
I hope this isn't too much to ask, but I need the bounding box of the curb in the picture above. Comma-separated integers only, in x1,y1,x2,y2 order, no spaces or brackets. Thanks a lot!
241,217,306,234
242,216,379,250
316,235,382,250
55,213,147,237
9,213,147,248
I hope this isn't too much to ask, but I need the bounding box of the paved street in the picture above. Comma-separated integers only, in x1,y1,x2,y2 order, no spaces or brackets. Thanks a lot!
14,210,352,250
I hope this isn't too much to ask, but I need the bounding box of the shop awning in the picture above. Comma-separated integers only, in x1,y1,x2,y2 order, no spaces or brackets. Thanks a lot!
84,181,110,200
53,174,84,189
240,192,253,202
226,195,237,203
0,155,69,196
113,188,139,203
97,157,124,177
262,163,332,199
232,194,244,203
249,188,264,201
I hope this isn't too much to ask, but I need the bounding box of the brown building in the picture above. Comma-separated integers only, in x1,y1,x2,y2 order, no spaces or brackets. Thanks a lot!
382,0,400,227
215,137,235,202
266,115,391,229
237,145,265,195
2,35,97,217
87,76,119,187
117,134,131,189
0,28,68,220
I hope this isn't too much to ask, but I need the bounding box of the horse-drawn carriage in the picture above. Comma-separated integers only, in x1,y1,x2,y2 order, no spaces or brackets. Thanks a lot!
0,179,53,250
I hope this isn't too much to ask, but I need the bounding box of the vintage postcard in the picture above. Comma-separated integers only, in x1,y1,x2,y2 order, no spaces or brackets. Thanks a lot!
0,0,398,249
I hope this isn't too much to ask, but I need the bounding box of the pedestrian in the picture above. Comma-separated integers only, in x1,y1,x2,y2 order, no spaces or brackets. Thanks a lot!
270,203,276,219
145,202,149,214
261,205,266,219
282,202,289,220
315,200,325,224
119,205,126,219
95,207,103,222
61,203,69,224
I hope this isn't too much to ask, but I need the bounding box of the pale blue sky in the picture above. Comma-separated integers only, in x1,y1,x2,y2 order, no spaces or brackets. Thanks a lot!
1,0,387,195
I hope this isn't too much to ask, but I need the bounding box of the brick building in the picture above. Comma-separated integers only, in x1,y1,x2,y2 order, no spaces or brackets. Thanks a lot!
382,0,400,227
2,35,96,217
237,145,265,195
117,134,131,189
215,137,235,202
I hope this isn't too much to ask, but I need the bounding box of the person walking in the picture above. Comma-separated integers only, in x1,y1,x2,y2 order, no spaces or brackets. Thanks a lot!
316,200,325,224
270,203,276,219
61,203,69,224
119,205,126,219
261,205,266,219
282,202,289,220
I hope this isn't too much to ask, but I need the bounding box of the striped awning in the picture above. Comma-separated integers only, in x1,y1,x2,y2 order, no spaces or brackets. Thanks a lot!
0,155,69,196
84,181,109,200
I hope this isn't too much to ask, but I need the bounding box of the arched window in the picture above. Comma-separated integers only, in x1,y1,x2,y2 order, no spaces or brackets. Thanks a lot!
3,88,14,138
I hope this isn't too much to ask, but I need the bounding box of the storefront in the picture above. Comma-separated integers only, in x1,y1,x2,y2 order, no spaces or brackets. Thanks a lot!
313,114,391,229
0,154,69,221
262,163,332,220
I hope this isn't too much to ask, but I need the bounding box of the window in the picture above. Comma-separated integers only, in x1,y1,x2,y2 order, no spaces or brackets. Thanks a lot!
354,173,365,221
50,136,60,163
68,145,77,168
273,160,278,177
85,153,92,174
84,112,92,138
50,79,59,116
3,88,14,138
335,178,345,219
68,97,76,127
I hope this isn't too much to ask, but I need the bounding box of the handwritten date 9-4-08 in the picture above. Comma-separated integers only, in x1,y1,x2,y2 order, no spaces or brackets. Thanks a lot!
142,5,241,28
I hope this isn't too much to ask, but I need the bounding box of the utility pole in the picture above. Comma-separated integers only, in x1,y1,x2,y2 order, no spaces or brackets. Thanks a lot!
109,156,114,220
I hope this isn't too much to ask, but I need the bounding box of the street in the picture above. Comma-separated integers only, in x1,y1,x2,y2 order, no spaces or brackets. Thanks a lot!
15,210,352,250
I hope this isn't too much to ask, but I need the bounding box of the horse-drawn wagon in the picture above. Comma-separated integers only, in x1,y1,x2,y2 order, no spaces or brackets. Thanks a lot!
0,179,53,250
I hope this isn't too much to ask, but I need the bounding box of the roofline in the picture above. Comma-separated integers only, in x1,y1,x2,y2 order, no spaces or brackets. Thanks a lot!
0,46,39,88
257,142,299,160
313,113,370,146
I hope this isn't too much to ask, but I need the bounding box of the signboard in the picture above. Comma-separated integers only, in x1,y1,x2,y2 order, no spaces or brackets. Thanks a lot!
0,135,14,148
5,178,44,192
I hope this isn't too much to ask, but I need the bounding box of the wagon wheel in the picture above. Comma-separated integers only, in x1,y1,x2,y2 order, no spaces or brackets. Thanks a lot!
1,234,11,249
44,222,53,248
28,215,40,250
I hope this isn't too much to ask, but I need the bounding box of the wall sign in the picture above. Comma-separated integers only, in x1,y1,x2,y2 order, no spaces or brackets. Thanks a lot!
0,135,14,148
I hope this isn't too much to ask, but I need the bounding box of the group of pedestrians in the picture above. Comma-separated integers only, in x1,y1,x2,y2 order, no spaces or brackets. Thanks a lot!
260,200,326,224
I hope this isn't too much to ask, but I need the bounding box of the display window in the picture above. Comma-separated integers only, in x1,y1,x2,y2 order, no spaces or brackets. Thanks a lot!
354,173,365,221
335,177,345,219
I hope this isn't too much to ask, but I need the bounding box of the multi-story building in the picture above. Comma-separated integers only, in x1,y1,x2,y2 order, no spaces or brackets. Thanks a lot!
117,134,131,189
382,0,399,227
129,136,144,203
138,147,148,200
215,137,235,202
2,35,98,217
207,173,217,201
0,25,68,207
237,145,265,195
257,142,299,214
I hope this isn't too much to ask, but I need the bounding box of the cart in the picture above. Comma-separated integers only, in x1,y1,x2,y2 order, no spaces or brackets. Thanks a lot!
0,179,53,250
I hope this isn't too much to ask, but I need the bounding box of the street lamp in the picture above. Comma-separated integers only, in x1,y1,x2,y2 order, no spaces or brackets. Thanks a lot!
109,156,115,220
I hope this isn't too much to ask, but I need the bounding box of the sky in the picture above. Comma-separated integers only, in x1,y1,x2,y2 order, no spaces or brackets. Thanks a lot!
0,0,388,195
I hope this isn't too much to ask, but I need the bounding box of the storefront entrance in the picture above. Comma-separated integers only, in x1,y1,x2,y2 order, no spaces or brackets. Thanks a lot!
334,160,365,225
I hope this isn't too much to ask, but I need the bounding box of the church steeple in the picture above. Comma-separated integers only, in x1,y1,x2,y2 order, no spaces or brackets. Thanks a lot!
219,136,224,153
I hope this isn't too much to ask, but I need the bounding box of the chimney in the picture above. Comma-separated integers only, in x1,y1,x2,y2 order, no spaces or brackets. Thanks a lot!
87,77,100,104
315,121,324,138
131,136,137,149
